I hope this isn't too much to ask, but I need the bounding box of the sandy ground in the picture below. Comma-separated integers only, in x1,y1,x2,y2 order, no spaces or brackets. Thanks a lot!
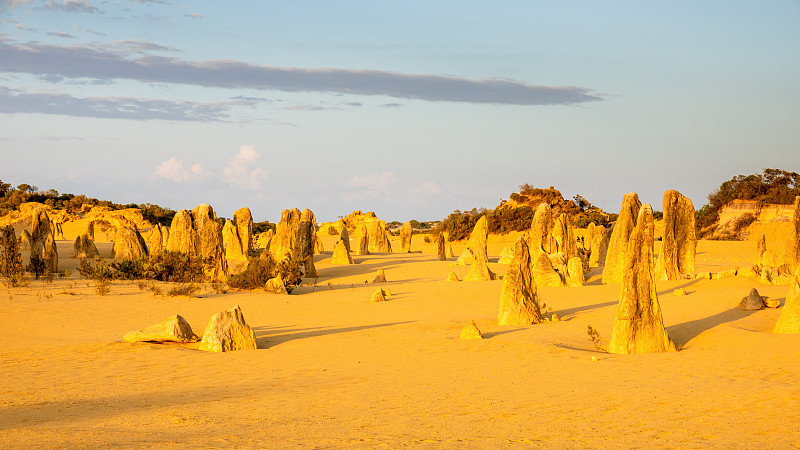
1,233,799,449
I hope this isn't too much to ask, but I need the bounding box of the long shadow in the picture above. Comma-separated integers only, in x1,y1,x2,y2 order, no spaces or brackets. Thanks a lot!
656,278,702,296
481,327,528,339
667,307,759,347
557,300,619,318
255,321,414,349
315,256,432,280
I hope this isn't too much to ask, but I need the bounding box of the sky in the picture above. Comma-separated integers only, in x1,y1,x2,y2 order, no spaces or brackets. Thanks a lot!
1,1,798,223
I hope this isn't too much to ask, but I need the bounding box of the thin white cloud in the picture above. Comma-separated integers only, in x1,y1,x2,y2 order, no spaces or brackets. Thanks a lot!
155,157,209,182
186,13,202,19
46,31,76,38
0,37,604,106
222,145,269,190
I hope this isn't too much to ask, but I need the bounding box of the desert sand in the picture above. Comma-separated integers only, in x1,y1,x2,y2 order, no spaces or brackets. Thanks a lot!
1,232,799,448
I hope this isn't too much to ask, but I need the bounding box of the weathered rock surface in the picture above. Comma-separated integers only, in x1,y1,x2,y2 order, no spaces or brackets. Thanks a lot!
198,305,257,352
436,234,447,261
774,269,800,334
467,215,489,263
223,220,245,260
73,234,99,259
366,219,392,253
372,268,387,283
446,272,460,282
233,207,253,257
566,256,585,287
655,190,697,280
528,203,553,254
355,224,370,256
400,221,413,253
166,210,198,256
459,321,483,339
456,248,475,266
551,214,577,258
339,227,351,252
113,220,148,261
778,196,800,273
0,225,22,274
265,275,288,294
588,226,610,268
123,314,199,343
608,204,676,354
148,224,165,255
270,208,302,260
330,240,354,265
192,204,227,282
370,288,386,303
464,258,498,281
532,251,564,288
739,288,765,311
29,208,58,271
603,192,642,284
254,229,274,250
498,237,542,325
497,246,514,264
297,209,318,277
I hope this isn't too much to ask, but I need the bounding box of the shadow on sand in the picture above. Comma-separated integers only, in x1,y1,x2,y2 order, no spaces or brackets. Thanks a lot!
656,278,702,296
253,321,414,349
667,307,759,347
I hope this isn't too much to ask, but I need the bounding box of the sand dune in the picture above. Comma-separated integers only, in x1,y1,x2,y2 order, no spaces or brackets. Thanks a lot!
1,234,799,448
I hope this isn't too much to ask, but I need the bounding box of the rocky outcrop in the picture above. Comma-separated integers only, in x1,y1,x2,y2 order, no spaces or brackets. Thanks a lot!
166,210,198,256
297,209,318,277
330,240,354,265
588,226,610,268
774,268,800,334
602,192,642,284
113,220,148,261
223,220,244,260
532,251,564,288
467,216,489,263
459,321,483,339
73,234,99,259
366,219,392,253
270,208,302,260
372,268,387,283
456,249,475,266
400,221,413,253
498,237,542,325
254,230,274,250
148,224,166,255
566,256,585,287
339,227,351,253
551,214,577,258
370,288,386,303
233,207,253,257
198,305,257,352
192,204,227,282
29,208,58,271
739,288,766,311
436,234,447,261
265,274,288,294
0,225,22,276
497,246,514,264
655,190,697,280
355,224,369,256
123,314,199,343
608,204,676,354
528,203,553,254
464,258,498,281
778,196,800,274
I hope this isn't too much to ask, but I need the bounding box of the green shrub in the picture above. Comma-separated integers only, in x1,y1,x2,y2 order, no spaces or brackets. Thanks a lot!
275,258,303,293
166,283,199,297
0,225,26,287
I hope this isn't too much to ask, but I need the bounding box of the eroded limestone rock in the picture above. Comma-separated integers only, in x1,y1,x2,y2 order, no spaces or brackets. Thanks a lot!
566,256,585,287
655,190,697,280
372,268,387,283
528,203,553,255
467,215,489,263
330,240,354,265
233,207,253,257
446,272,460,282
778,196,800,273
463,258,498,281
532,251,564,288
400,221,413,253
73,234,99,259
30,208,58,271
498,237,542,325
456,248,475,266
198,305,257,352
166,210,198,256
192,204,227,282
602,192,641,284
355,224,370,256
149,224,165,255
497,246,514,264
113,220,148,261
265,274,288,294
370,288,386,303
774,269,800,334
366,219,392,253
459,321,483,339
436,234,447,261
608,204,676,354
123,314,199,343
739,288,765,311
339,227,351,253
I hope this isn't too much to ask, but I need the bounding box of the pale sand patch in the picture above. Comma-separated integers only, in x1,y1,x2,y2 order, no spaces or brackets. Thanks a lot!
1,236,799,448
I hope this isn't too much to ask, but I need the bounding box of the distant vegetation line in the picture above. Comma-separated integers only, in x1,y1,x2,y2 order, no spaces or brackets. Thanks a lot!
2,168,798,240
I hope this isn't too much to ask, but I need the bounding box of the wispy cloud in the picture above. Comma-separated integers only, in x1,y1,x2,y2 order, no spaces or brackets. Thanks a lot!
41,0,100,14
155,157,209,182
185,13,202,19
73,25,106,36
222,145,269,190
0,37,603,106
46,31,76,38
0,86,234,121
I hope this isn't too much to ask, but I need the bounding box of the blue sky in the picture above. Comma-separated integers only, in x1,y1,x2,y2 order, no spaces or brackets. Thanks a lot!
1,1,798,222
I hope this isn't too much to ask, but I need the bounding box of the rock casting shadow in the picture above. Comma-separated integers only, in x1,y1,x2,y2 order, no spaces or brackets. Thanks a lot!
667,307,759,347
